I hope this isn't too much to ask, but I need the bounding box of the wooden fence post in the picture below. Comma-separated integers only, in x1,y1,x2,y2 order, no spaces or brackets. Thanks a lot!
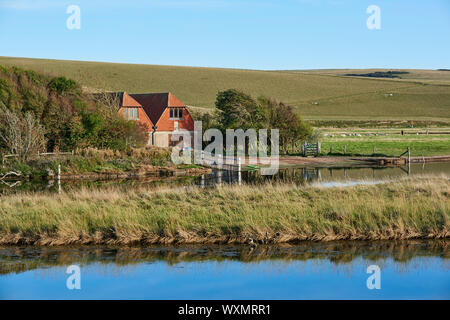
344,145,346,155
218,154,223,169
57,164,61,195
237,157,242,185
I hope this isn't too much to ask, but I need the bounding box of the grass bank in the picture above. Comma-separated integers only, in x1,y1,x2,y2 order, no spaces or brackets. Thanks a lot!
0,147,208,180
0,176,448,245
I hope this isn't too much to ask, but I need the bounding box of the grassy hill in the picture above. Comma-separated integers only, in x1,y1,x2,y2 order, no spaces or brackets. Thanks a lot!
294,69,450,85
1,56,449,122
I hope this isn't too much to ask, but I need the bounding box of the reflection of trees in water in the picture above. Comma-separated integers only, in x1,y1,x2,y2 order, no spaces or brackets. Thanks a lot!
3,162,449,194
0,240,448,276
0,175,199,196
202,162,450,187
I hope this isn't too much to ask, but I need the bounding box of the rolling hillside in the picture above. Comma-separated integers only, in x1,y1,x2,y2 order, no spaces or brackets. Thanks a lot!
1,56,449,122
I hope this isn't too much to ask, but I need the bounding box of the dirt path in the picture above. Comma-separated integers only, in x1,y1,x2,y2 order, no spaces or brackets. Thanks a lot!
261,155,450,167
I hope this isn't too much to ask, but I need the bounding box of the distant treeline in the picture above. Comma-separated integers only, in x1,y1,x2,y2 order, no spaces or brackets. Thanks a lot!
345,71,410,78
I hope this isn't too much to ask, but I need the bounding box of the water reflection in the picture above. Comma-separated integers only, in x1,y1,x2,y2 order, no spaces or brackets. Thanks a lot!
0,241,448,299
1,162,449,194
196,162,450,187
1,240,448,276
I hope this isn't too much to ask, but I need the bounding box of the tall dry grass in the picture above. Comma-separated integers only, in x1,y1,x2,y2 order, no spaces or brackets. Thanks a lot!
75,146,171,161
0,176,448,245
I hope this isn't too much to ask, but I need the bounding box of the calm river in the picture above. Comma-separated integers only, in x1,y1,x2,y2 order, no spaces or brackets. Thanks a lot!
1,162,450,193
0,241,448,299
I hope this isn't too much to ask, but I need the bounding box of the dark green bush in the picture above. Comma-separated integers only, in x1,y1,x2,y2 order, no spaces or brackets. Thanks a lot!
48,76,78,94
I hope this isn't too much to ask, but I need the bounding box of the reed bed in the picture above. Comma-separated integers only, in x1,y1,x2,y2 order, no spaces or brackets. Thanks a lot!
0,176,448,245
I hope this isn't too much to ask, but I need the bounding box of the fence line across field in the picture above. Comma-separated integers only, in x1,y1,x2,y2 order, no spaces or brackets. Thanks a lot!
2,151,75,164
38,151,74,156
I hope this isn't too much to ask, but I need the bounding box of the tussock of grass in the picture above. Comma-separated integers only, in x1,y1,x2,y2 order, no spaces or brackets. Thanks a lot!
0,176,449,245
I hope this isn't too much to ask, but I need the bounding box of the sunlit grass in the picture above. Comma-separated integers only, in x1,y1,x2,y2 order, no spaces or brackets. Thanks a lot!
1,57,449,121
320,134,450,157
0,175,448,245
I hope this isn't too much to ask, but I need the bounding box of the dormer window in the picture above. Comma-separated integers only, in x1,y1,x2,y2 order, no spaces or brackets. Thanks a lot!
124,107,139,120
169,108,183,120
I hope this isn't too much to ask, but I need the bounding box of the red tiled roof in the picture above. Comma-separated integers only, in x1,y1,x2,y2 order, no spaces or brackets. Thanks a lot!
121,92,142,107
91,92,141,110
130,92,185,125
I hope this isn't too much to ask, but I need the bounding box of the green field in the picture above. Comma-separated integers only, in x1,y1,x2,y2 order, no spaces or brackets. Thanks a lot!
1,56,449,122
320,133,450,157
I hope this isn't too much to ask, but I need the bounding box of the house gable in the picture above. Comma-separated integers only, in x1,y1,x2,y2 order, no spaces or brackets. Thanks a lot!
155,106,194,131
130,93,169,125
130,92,194,132
117,92,154,131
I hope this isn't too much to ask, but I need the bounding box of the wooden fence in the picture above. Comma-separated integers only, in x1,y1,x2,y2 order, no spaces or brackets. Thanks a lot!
2,151,74,164
199,151,242,172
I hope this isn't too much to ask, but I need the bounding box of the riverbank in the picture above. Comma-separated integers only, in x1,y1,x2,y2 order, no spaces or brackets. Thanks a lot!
0,175,448,245
0,147,210,181
278,155,450,167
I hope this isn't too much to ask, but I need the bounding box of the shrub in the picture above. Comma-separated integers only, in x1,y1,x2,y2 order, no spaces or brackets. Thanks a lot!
48,77,78,94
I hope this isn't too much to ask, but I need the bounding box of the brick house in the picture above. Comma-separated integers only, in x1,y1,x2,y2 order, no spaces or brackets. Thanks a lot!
116,92,195,147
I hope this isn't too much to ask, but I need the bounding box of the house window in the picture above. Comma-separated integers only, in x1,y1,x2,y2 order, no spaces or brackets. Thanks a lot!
169,108,183,120
124,108,139,120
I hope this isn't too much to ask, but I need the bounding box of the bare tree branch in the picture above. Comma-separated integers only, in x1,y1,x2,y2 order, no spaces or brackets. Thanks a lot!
0,109,46,161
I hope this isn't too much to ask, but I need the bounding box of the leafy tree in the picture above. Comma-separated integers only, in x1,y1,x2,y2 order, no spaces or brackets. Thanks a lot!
213,90,313,155
215,89,265,130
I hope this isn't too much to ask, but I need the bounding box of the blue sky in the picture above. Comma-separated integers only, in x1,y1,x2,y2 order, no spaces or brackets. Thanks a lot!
0,0,449,70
